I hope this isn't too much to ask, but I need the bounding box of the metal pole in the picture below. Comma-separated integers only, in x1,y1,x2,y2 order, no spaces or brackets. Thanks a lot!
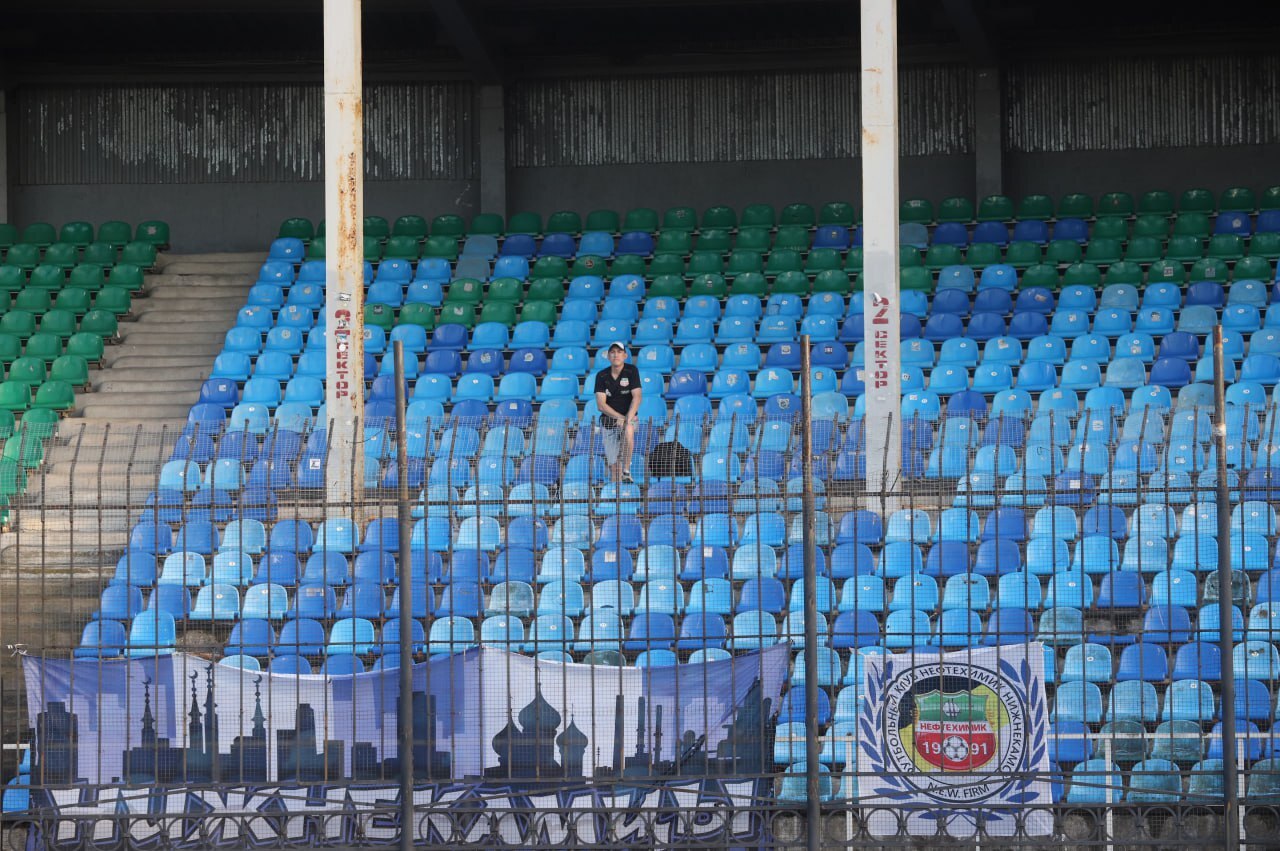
323,0,366,505
800,336,822,851
394,341,415,851
860,0,902,514
1213,325,1240,847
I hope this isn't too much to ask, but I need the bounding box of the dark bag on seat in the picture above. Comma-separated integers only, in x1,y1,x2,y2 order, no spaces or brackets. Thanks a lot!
648,440,693,479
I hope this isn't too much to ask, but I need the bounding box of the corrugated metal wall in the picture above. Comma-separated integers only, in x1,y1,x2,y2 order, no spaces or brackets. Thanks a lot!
1005,54,1280,153
507,65,974,167
17,83,476,185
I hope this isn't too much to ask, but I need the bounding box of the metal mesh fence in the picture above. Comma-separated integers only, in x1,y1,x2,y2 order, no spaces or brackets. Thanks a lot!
0,401,1275,848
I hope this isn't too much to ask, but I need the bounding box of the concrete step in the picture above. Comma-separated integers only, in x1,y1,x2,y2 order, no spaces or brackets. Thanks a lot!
102,354,220,369
90,378,204,394
110,330,227,346
78,401,197,421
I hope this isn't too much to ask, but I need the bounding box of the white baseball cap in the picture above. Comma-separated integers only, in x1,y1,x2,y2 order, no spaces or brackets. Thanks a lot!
607,341,627,354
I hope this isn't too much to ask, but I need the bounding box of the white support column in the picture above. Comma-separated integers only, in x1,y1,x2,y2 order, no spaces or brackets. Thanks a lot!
860,0,903,509
323,0,366,505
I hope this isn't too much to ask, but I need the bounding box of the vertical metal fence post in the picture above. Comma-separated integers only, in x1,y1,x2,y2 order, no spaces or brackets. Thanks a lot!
1212,325,1240,846
799,335,822,850
393,341,415,851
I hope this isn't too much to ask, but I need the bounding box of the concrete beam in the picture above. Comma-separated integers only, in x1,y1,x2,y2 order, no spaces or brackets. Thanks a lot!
478,84,507,219
428,0,503,84
973,66,1004,201
0,91,9,224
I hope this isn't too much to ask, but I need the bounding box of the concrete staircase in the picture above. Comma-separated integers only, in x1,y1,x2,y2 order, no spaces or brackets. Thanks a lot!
0,252,262,573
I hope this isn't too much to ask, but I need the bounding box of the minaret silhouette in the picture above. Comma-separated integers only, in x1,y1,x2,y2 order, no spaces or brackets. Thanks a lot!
250,677,266,741
203,665,219,775
140,679,156,749
188,672,202,754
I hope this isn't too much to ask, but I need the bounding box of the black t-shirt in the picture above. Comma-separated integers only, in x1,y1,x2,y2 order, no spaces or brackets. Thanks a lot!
594,363,642,421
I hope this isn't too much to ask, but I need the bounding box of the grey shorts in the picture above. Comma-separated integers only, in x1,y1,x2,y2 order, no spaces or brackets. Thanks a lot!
602,423,622,465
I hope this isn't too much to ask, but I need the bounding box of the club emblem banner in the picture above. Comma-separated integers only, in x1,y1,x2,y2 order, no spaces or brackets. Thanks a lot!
857,644,1052,838
20,645,788,848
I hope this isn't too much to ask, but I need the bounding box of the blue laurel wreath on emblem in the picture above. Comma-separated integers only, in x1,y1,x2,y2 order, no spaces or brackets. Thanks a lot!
858,650,1050,822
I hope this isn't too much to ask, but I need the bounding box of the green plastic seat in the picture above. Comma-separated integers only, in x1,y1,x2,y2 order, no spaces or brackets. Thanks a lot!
1020,263,1061,290
82,309,120,339
22,223,56,248
545,210,581,235
49,354,88,386
4,432,45,468
1084,238,1123,265
1188,258,1228,283
1092,217,1129,241
1057,193,1093,219
0,268,23,294
526,278,564,303
770,271,809,295
1147,259,1186,284
1132,214,1170,238
392,215,428,238
429,214,466,237
0,291,10,312
686,251,724,277
486,277,523,303
363,236,383,261
695,229,732,253
14,289,51,314
937,196,975,223
700,205,737,230
688,274,727,298
278,217,315,241
964,243,1002,267
1247,759,1280,801
478,302,517,327
396,303,437,330
647,254,686,278
438,304,475,328
1179,188,1215,213
0,410,13,441
42,244,78,271
923,244,963,270
1249,232,1280,260
1016,194,1055,220
7,357,45,386
804,248,843,273
584,209,620,233
734,229,772,253
1219,187,1255,212
1138,191,1174,216
1103,260,1144,285
609,255,647,278
764,249,802,275
0,225,18,251
622,208,659,233
469,213,504,235
662,207,698,232
739,204,775,230
28,266,65,291
655,230,693,255
1235,255,1274,280
1123,236,1163,264
19,409,57,440
81,243,117,268
134,220,170,247
93,288,131,316
363,304,396,330
32,380,74,412
900,198,934,224
0,311,36,340
1096,192,1134,218
40,309,77,340
305,238,327,259
1062,262,1102,288
363,216,390,240
518,301,556,325
727,250,763,277
104,264,139,291
1005,241,1042,268
649,275,687,299
977,195,1015,222
900,266,933,291
23,333,62,364
120,241,157,267
532,256,569,280
445,278,483,304
1261,186,1280,211
1172,213,1211,238
899,245,922,268
780,203,815,226
425,234,463,260
1045,239,1082,266
0,382,30,414
5,244,40,271
727,273,765,296
54,287,91,316
569,255,607,277
819,202,856,226
506,211,542,235
773,225,811,251
65,332,104,362
813,270,852,294
0,335,18,366
843,248,864,273
382,235,420,261
1207,234,1244,260
1165,234,1204,262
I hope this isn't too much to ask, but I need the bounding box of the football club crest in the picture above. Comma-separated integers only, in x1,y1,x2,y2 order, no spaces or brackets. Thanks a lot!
911,690,998,772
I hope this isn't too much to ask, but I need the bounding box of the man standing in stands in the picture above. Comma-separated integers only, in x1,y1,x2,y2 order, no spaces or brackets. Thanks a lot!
594,342,642,482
